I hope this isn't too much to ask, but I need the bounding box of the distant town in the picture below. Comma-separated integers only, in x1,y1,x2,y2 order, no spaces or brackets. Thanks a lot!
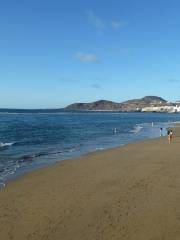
141,103,180,113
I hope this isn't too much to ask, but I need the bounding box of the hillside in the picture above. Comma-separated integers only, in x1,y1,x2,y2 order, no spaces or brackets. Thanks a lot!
65,100,122,111
65,96,168,111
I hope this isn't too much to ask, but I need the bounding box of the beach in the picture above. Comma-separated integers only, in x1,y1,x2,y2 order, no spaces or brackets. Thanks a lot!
0,127,180,240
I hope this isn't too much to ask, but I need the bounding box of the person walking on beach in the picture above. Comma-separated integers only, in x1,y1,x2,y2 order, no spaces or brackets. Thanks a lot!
160,127,163,136
167,129,170,141
169,130,173,142
167,129,173,142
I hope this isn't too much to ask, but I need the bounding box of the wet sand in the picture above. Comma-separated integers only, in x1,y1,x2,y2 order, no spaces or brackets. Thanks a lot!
0,127,180,240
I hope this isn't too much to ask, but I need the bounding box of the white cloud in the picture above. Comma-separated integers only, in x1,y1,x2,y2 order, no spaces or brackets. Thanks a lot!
111,21,128,29
87,10,106,33
168,78,179,83
91,83,102,89
87,10,128,33
75,52,100,63
110,47,130,56
59,77,78,82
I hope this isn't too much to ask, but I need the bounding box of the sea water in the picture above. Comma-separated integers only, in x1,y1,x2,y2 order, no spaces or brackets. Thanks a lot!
0,112,180,187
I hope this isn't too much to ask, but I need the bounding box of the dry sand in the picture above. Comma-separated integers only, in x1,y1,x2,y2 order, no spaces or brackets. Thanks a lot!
1,127,180,240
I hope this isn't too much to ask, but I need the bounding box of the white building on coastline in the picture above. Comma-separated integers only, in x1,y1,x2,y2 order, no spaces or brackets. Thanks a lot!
142,105,180,113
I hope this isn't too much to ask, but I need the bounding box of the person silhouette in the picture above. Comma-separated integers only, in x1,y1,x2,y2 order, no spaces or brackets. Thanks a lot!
160,127,163,136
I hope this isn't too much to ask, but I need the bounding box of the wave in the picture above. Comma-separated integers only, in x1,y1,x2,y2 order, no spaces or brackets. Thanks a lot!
0,142,14,148
130,125,143,134
95,147,105,151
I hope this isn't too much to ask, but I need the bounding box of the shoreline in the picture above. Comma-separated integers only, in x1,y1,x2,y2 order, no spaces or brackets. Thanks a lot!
0,131,163,188
0,137,154,188
0,120,174,187
3,136,160,187
1,126,180,239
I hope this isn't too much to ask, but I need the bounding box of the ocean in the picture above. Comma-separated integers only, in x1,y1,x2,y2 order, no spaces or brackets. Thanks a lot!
0,112,180,187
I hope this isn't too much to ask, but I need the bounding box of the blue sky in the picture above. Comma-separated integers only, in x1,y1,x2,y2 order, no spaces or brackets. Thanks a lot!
1,0,180,108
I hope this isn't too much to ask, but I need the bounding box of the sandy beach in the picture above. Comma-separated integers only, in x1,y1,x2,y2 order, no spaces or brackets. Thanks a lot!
0,127,180,240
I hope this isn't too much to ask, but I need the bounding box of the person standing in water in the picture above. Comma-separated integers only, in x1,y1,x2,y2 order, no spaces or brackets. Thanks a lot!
114,128,117,133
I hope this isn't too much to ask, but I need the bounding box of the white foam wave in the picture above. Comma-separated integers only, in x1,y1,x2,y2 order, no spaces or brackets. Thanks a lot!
130,125,143,134
171,121,180,124
0,142,14,148
95,147,104,151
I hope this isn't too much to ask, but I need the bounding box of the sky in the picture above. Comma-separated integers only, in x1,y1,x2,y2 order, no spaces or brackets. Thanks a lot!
1,0,180,108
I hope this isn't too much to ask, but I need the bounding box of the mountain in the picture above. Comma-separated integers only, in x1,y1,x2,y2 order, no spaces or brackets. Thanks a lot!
122,96,166,105
65,100,122,111
121,96,167,111
65,96,168,111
